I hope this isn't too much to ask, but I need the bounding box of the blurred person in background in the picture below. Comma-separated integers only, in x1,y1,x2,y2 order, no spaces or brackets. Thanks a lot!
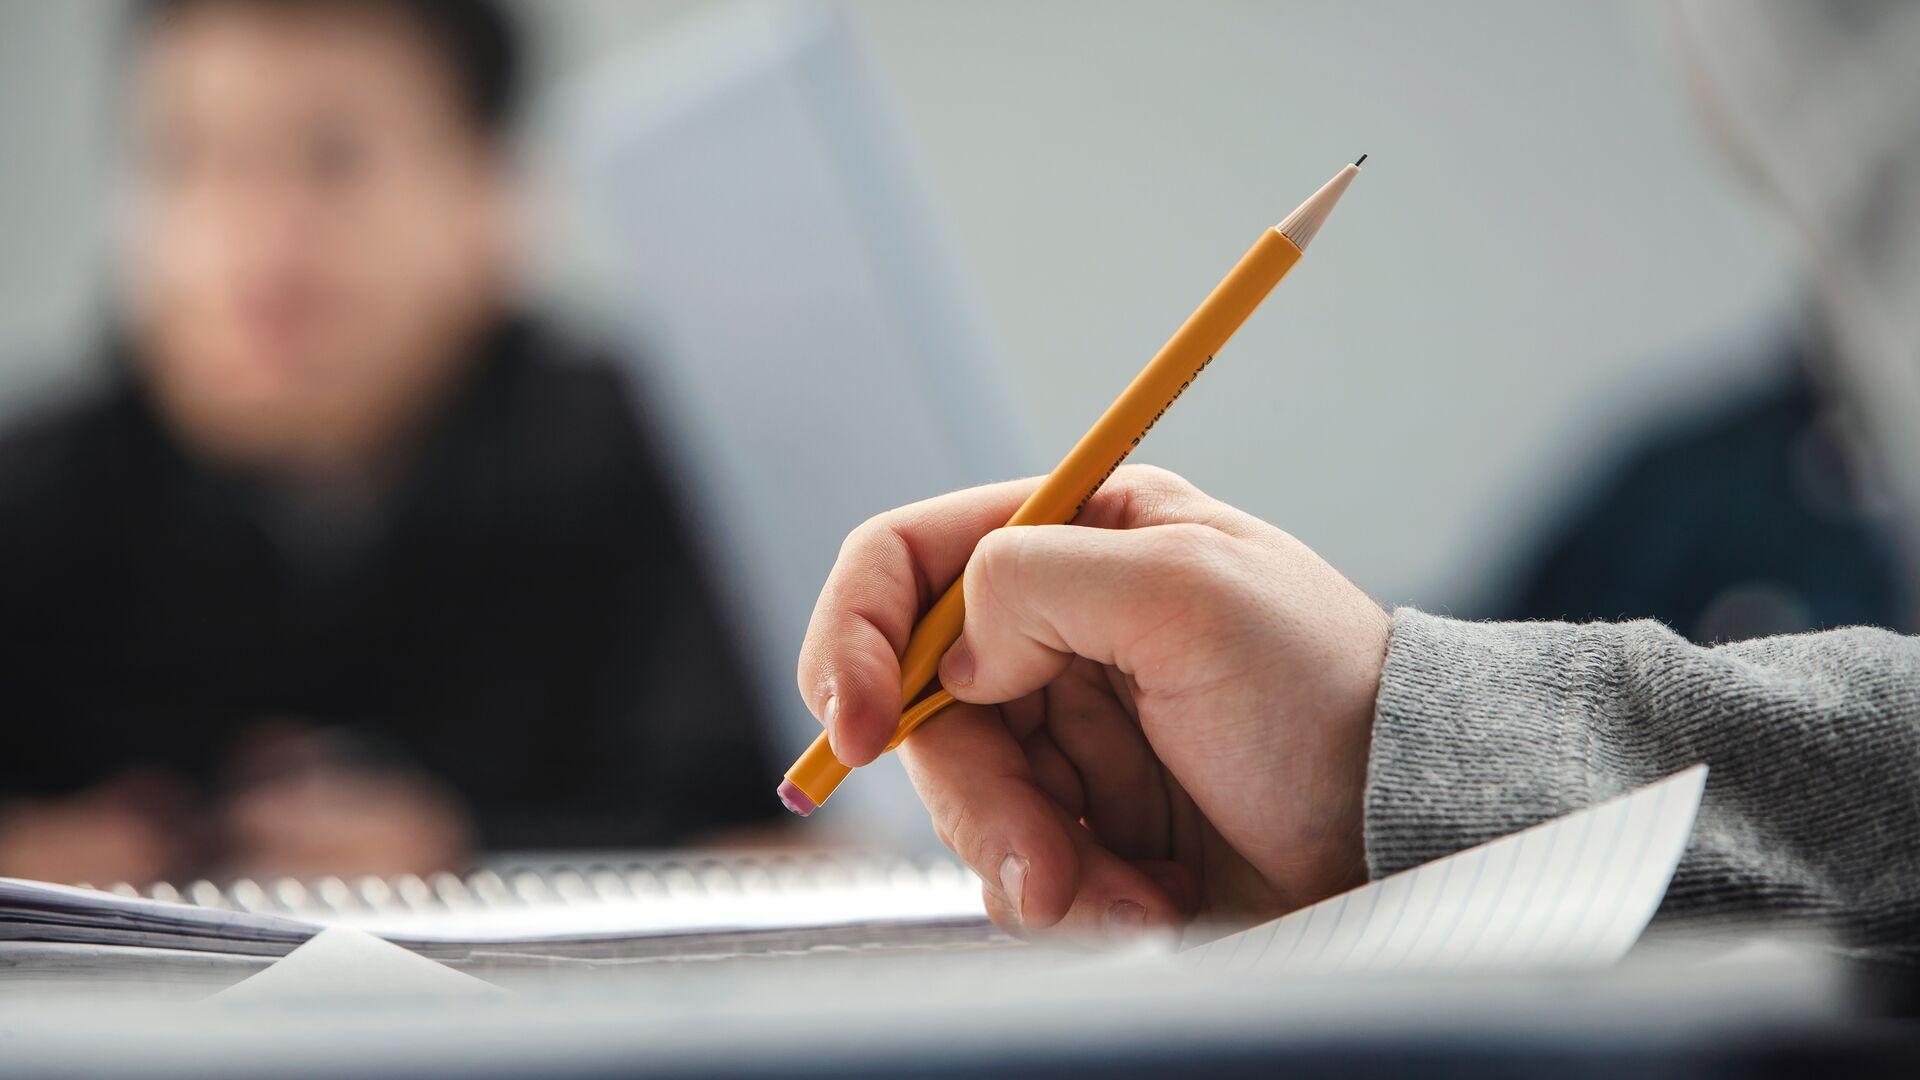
1494,0,1920,643
0,0,775,887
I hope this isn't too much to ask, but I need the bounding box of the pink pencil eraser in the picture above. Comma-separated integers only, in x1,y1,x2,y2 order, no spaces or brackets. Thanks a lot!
777,779,817,817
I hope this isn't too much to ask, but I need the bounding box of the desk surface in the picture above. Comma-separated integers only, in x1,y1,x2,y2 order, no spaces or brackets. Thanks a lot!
1,937,1915,1077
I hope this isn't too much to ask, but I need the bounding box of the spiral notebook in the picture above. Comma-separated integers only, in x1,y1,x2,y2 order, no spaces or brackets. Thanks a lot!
0,851,1000,963
0,768,1708,976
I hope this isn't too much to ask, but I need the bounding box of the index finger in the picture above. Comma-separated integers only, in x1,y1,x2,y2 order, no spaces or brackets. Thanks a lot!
798,476,1044,765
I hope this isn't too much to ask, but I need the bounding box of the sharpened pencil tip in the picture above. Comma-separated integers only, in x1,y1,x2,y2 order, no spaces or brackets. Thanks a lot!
1277,159,1363,250
1353,153,1368,168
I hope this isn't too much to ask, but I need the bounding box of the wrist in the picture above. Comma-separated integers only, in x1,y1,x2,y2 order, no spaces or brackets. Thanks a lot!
1329,600,1391,887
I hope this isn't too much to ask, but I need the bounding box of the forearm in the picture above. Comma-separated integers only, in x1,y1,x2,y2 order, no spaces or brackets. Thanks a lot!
1365,609,1920,962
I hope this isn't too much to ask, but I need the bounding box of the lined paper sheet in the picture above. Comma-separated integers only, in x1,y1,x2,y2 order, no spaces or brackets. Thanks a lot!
1184,765,1707,976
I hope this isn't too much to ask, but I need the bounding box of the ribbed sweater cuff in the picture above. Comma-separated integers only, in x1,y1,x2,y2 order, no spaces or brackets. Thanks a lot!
1364,608,1614,880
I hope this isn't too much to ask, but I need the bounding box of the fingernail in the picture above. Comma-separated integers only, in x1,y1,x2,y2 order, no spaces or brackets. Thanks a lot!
1105,900,1147,937
998,854,1028,921
943,640,976,688
822,692,843,758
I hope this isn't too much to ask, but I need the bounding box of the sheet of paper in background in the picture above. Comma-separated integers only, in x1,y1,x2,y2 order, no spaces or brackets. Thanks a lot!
212,928,499,1004
1184,765,1708,976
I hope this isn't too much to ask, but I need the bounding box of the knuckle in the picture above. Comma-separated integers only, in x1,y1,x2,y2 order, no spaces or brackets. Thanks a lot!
1151,521,1234,569
1113,465,1198,507
963,527,1026,614
1113,462,1194,498
837,514,890,562
1143,524,1250,615
1109,464,1215,528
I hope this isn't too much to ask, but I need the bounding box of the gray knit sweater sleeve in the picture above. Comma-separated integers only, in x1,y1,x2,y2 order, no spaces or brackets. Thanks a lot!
1365,609,1920,962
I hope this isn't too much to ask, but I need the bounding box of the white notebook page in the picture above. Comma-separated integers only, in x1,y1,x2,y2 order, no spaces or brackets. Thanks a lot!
1183,765,1707,975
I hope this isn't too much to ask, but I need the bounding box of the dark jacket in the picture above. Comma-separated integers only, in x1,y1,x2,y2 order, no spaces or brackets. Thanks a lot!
0,317,773,848
1493,349,1912,642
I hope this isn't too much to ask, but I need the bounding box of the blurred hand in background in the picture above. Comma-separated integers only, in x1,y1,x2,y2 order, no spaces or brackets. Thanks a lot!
0,770,200,886
0,722,472,885
217,722,473,882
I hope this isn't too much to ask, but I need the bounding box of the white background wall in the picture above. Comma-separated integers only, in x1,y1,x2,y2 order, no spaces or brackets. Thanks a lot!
0,0,1796,609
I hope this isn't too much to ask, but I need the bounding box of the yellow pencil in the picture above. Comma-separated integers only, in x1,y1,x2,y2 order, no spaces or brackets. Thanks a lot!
780,156,1367,815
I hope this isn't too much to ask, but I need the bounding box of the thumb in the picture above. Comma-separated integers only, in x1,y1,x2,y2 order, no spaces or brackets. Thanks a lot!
939,523,1240,704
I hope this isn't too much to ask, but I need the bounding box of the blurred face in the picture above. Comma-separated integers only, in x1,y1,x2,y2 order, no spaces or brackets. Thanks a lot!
124,3,512,472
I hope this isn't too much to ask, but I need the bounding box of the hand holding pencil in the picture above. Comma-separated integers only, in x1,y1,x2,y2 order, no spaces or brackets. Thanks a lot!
782,159,1368,817
787,160,1377,939
795,465,1391,939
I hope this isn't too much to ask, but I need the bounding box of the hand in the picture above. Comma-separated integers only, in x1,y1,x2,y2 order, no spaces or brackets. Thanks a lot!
0,770,200,885
219,723,472,880
797,466,1390,942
